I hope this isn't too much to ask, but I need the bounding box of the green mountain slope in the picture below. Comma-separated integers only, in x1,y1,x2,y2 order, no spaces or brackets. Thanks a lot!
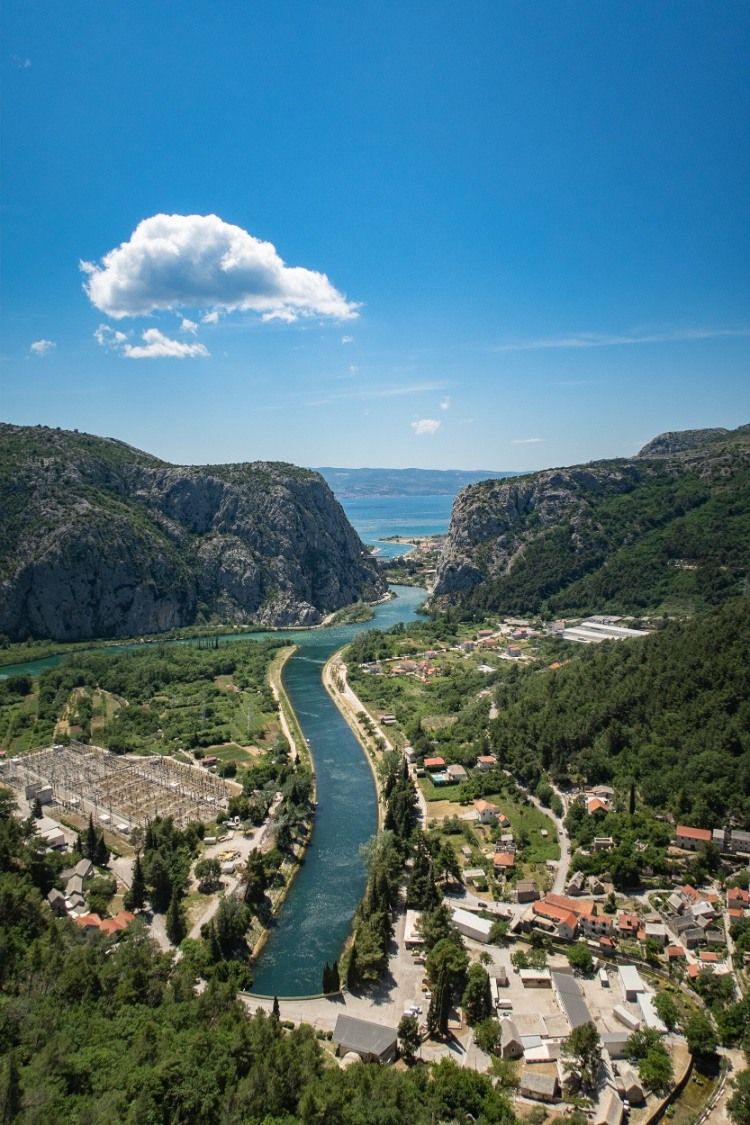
0,424,385,642
489,597,750,827
433,424,750,618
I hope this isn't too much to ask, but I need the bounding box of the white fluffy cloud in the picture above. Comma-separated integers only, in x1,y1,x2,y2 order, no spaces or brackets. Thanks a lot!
411,418,441,436
180,318,198,333
30,339,55,355
94,325,208,359
81,213,360,323
122,329,209,360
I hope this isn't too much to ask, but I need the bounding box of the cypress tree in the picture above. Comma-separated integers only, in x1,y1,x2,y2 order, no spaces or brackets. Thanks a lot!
165,888,186,946
346,944,359,991
93,831,110,867
272,996,280,1020
331,960,340,992
130,854,146,910
322,963,331,993
85,814,97,860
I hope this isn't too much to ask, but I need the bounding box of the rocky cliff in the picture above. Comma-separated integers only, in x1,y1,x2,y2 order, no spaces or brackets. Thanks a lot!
0,425,386,641
432,424,750,617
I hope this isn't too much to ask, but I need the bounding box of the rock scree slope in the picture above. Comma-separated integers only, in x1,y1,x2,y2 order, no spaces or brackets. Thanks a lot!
0,424,386,641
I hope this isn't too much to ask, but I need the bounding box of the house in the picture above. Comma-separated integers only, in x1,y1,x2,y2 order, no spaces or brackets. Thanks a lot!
518,968,552,988
666,944,686,962
544,893,597,919
476,755,497,771
332,1015,398,1063
531,901,578,941
595,1089,624,1125
514,879,539,903
404,910,424,948
47,888,67,915
74,913,103,932
505,645,522,659
713,828,730,851
586,796,609,815
588,876,605,895
728,886,750,909
446,763,467,782
675,825,712,851
617,912,640,938
730,830,750,855
667,892,685,914
474,799,501,825
500,1018,523,1058
380,713,397,725
566,870,586,896
99,911,136,937
593,836,615,851
599,1090,629,1125
518,1071,559,1103
424,757,446,771
644,922,668,946
493,852,516,871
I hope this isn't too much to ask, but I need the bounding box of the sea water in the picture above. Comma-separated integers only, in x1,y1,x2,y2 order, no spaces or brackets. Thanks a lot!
340,494,453,559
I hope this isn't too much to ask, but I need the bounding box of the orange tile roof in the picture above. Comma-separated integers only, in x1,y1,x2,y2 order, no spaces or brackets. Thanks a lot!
544,893,597,918
688,963,713,979
74,913,102,929
699,951,719,962
618,912,639,929
729,909,744,920
587,797,608,814
666,945,685,959
676,825,712,841
532,901,578,930
728,887,750,904
99,918,126,935
424,757,446,769
493,852,516,867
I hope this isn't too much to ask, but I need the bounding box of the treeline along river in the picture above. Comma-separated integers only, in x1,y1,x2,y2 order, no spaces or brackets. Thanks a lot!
0,583,427,997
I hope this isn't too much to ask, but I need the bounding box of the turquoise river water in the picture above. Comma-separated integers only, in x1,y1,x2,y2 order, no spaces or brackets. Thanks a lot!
0,583,426,997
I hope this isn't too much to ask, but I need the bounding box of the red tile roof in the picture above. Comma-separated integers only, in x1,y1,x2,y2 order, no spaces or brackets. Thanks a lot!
493,852,516,868
666,944,685,959
545,893,597,918
699,951,719,962
676,825,712,842
424,757,446,769
532,901,578,931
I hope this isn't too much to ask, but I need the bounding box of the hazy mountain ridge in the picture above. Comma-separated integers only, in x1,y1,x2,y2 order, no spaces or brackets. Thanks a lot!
432,424,750,617
0,425,385,642
314,466,523,498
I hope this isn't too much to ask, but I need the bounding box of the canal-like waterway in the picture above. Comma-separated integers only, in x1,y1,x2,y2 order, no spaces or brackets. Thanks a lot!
0,583,426,996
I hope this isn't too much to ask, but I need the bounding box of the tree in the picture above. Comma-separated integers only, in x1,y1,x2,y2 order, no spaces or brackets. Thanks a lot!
214,895,250,957
85,813,98,861
473,1017,501,1055
728,1069,750,1125
397,1014,420,1061
147,851,173,913
567,942,594,975
165,888,186,945
653,989,681,1031
129,853,147,911
626,1027,674,1093
272,996,280,1020
462,963,492,1025
560,1022,601,1092
93,831,110,868
0,1049,22,1123
684,1012,718,1058
32,798,43,820
242,850,268,907
195,857,221,892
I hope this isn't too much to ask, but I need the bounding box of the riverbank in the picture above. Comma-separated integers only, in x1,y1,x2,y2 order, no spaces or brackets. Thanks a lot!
248,645,316,963
322,648,399,831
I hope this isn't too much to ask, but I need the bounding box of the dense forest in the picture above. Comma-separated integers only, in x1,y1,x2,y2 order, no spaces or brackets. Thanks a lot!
488,598,750,826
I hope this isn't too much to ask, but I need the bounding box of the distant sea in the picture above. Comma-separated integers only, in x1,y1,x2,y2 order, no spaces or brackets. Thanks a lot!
339,494,453,559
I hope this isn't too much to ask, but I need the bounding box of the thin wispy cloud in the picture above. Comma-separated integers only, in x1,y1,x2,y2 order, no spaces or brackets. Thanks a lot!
12,55,31,69
512,437,542,444
81,213,360,323
411,418,441,436
307,381,444,407
494,327,750,352
341,335,354,344
29,339,55,356
440,396,451,410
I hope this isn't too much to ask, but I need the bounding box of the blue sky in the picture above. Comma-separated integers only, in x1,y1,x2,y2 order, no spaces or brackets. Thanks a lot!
2,1,748,471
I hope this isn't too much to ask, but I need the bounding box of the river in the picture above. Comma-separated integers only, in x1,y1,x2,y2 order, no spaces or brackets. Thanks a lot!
0,583,426,997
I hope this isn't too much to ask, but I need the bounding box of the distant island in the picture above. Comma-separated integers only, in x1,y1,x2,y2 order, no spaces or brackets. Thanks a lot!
313,466,525,498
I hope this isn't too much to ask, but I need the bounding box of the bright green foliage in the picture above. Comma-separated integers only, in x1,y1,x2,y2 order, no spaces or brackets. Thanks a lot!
397,1014,420,1060
626,1027,675,1093
684,1012,719,1058
653,989,681,1031
567,942,594,974
728,1069,750,1125
560,1022,602,1092
474,1018,501,1055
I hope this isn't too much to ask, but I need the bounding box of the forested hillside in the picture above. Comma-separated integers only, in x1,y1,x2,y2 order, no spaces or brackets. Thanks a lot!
488,598,750,826
433,424,750,618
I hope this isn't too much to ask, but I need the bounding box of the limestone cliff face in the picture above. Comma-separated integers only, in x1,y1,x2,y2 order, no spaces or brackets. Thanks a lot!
432,465,634,598
432,423,750,615
0,425,385,641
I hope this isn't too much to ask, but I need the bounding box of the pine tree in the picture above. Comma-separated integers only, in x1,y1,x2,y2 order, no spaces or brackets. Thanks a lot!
32,798,43,820
165,888,186,946
0,1049,22,1123
130,854,146,910
629,781,636,816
